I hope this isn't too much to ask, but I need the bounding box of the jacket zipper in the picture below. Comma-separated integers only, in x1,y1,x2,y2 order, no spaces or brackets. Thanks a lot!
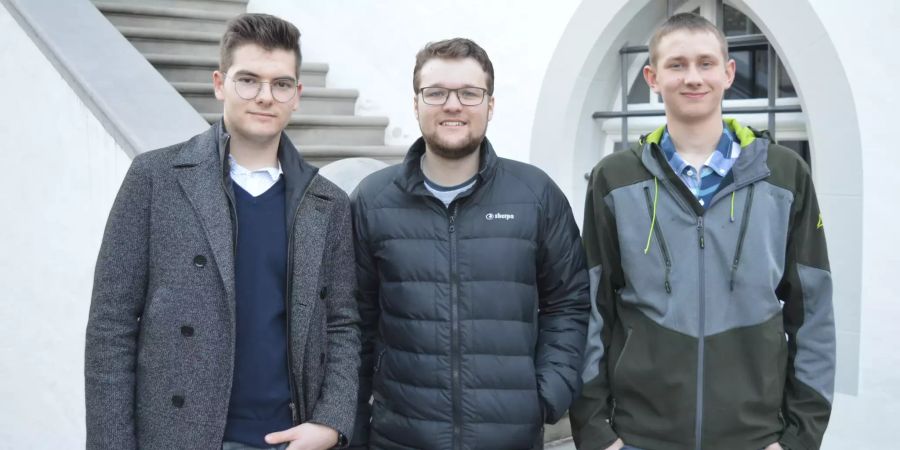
220,137,242,437
285,178,316,425
374,348,387,373
695,215,705,450
643,187,673,293
221,135,239,254
729,184,755,291
448,202,462,450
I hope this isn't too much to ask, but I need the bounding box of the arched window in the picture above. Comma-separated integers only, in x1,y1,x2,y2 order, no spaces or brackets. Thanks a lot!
596,0,809,164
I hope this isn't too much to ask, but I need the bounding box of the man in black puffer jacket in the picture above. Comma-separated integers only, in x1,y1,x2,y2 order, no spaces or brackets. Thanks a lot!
349,38,590,450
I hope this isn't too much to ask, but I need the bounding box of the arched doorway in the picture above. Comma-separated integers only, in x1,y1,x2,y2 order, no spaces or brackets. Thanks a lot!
530,0,862,394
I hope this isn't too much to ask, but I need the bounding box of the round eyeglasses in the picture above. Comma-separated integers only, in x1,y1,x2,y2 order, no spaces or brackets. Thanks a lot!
419,87,488,106
226,75,298,103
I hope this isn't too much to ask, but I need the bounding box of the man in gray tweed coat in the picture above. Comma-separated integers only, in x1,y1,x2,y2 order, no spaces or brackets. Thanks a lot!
85,14,360,450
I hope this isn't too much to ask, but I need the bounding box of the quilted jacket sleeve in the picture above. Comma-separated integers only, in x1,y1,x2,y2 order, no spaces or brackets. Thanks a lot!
348,186,381,448
534,179,591,424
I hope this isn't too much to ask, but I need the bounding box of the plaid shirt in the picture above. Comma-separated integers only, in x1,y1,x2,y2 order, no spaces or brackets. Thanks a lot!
660,123,740,208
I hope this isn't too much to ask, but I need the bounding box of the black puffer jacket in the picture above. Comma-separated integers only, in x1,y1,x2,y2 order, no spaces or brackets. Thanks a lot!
350,138,590,449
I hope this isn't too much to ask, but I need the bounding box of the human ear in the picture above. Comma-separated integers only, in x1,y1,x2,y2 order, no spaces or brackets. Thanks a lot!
643,65,660,93
487,95,495,121
213,71,226,101
724,58,736,89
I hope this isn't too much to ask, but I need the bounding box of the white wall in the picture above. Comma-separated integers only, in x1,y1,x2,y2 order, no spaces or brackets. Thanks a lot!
804,1,900,448
249,0,580,162
252,0,900,448
1,0,895,447
0,4,131,446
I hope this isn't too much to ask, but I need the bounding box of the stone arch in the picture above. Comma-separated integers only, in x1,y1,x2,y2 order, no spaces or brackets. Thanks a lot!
530,0,861,393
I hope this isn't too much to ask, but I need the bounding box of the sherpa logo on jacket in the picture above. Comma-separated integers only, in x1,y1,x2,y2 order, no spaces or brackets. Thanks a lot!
485,212,515,221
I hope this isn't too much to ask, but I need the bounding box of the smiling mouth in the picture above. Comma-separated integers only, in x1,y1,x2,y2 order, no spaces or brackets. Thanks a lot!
249,112,277,118
682,92,709,98
440,120,467,127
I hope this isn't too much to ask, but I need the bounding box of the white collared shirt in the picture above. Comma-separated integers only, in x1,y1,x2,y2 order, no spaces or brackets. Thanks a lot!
229,155,283,197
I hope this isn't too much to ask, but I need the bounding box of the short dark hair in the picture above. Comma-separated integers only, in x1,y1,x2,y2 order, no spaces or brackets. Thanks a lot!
413,38,495,95
220,13,302,77
648,12,728,66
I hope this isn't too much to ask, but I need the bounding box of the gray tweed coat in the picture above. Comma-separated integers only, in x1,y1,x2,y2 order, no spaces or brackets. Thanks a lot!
85,122,360,449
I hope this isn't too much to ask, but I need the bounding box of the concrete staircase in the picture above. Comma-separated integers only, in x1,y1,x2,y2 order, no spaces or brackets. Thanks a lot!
89,0,574,444
91,0,405,166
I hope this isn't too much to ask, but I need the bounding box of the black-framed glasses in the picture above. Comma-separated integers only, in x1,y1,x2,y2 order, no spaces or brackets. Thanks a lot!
419,86,488,106
226,75,298,103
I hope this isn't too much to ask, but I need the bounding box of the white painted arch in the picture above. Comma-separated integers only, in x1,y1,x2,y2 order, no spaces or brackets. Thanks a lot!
530,0,862,394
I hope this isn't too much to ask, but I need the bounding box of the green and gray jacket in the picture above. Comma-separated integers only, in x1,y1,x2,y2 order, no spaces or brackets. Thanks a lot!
570,119,834,450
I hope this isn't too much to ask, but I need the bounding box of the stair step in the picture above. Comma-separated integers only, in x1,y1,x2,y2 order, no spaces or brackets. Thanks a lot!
119,26,222,57
202,114,389,146
91,0,247,15
175,83,358,115
95,0,395,158
145,54,328,86
95,2,235,33
300,145,407,167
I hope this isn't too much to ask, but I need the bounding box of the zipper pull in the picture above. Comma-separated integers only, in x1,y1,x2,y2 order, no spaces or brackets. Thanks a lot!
449,204,458,233
697,216,705,248
730,258,740,291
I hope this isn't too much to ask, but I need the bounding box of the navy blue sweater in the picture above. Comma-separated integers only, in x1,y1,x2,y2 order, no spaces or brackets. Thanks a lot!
223,178,294,446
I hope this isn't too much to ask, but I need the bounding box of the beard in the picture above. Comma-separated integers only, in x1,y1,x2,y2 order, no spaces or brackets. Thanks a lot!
421,126,486,160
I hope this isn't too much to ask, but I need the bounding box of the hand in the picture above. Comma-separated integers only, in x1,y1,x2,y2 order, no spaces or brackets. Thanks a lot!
604,438,625,450
763,443,784,450
265,422,339,450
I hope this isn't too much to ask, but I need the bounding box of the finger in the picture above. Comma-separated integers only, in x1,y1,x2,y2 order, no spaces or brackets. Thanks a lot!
265,428,296,444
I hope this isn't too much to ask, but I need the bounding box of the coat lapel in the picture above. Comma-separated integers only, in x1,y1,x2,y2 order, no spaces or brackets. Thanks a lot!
173,128,236,308
291,181,331,309
288,182,332,393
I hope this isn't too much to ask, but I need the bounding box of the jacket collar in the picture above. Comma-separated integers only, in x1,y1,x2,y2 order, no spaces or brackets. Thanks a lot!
172,119,319,223
394,136,499,195
638,118,771,190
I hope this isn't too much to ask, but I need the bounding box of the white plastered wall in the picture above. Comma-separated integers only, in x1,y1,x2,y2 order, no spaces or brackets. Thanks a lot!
531,0,897,448
794,1,900,448
249,0,580,162
0,3,132,445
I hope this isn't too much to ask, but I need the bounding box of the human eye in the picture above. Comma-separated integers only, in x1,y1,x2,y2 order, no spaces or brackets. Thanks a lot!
273,79,295,89
459,88,483,101
236,76,257,85
424,88,447,99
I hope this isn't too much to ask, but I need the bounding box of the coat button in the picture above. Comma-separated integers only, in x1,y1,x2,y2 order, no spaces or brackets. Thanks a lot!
171,395,185,408
319,286,328,299
193,255,206,267
181,325,194,337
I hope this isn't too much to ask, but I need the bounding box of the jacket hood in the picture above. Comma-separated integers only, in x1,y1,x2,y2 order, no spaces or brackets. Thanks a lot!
640,118,759,148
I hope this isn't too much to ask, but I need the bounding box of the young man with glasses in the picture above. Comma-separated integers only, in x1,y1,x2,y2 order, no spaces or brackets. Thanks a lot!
571,13,834,450
349,38,590,449
85,13,360,450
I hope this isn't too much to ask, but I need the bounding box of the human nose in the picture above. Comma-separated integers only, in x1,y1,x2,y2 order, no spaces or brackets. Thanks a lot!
255,81,274,103
442,90,463,111
684,64,703,86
